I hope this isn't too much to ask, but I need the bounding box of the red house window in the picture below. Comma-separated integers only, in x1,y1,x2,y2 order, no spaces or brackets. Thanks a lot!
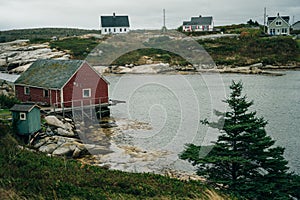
82,88,91,98
24,87,30,95
44,89,49,98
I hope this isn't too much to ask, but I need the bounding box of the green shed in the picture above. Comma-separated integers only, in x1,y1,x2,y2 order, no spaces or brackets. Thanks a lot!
10,104,41,136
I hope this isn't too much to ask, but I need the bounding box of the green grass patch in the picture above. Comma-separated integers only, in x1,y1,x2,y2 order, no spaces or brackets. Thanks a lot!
0,28,100,43
0,109,10,115
198,37,299,66
296,40,300,62
113,48,190,66
296,39,300,48
0,126,233,200
49,37,100,59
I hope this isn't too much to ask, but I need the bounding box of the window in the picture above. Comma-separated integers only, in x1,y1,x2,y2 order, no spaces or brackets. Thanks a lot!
276,21,282,26
104,28,107,32
44,89,49,98
82,88,91,98
20,112,26,120
270,29,276,35
108,28,111,32
124,28,127,32
120,28,122,32
114,28,116,32
282,28,287,33
24,87,30,95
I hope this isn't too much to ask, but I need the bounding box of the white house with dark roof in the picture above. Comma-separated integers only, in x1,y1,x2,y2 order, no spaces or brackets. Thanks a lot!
267,13,290,35
182,15,214,32
100,13,130,35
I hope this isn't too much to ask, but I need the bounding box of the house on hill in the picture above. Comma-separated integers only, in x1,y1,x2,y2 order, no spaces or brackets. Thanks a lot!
14,59,109,108
182,15,214,32
100,13,130,35
292,21,300,31
267,13,290,35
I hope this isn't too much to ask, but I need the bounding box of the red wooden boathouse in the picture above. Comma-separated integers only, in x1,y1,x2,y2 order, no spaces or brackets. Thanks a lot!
14,59,109,108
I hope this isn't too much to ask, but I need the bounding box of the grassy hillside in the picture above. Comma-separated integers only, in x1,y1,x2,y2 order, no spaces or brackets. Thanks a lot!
112,48,190,66
0,28,100,43
111,36,299,67
198,36,300,66
0,125,233,200
49,37,100,60
1,28,299,66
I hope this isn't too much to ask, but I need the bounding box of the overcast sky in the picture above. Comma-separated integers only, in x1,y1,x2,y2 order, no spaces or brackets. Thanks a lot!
0,0,299,30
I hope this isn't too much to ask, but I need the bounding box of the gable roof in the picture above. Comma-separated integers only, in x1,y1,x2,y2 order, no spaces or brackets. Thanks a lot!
10,104,40,112
267,15,290,25
101,14,130,28
183,16,213,26
15,59,84,89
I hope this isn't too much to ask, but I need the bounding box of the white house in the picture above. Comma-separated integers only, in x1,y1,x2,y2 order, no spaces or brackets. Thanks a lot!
182,15,214,32
267,13,290,35
100,13,130,35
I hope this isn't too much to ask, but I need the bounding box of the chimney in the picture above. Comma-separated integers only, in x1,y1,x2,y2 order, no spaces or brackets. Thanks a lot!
113,12,116,18
277,13,280,17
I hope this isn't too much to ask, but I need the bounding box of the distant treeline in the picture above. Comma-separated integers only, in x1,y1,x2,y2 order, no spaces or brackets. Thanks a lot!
0,28,100,43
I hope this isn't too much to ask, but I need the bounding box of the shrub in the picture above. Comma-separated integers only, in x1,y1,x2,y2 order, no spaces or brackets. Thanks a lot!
0,94,20,109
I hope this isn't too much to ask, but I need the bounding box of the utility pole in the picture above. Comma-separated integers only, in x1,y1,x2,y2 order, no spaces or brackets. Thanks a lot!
263,7,267,34
162,9,167,32
292,15,295,25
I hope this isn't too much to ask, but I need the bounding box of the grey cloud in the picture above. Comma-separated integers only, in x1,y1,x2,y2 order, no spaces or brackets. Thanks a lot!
0,0,299,30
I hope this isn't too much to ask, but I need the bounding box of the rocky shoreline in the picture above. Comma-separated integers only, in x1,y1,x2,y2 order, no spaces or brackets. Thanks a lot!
0,40,70,72
95,63,299,76
26,114,205,182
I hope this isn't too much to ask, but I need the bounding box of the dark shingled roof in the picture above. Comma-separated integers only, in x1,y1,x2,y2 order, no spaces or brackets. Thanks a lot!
15,59,84,89
10,104,39,112
267,16,290,24
101,15,130,27
183,16,213,26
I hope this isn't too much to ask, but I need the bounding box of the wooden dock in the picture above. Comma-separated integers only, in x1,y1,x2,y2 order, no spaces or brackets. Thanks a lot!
40,99,125,120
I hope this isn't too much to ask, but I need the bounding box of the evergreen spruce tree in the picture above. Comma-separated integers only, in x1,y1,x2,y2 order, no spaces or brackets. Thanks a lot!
180,81,299,199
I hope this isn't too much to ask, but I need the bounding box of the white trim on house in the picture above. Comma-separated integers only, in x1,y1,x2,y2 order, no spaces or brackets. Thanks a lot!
16,84,59,90
101,27,129,35
43,89,49,98
82,88,91,98
20,112,26,120
60,88,64,108
24,87,30,95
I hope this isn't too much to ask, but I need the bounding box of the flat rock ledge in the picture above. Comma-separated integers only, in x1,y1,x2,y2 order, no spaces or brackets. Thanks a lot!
96,63,291,76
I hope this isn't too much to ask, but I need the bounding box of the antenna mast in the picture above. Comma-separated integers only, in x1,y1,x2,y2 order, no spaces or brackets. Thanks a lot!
263,7,267,34
162,9,167,32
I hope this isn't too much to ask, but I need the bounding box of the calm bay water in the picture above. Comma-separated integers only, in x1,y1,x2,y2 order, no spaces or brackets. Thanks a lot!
106,71,300,174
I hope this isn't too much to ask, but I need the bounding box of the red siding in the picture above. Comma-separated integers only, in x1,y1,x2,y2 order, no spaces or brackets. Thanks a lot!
15,85,57,105
50,90,61,106
63,63,108,107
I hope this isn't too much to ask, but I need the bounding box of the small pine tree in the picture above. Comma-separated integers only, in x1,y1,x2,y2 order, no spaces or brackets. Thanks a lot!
180,81,299,199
